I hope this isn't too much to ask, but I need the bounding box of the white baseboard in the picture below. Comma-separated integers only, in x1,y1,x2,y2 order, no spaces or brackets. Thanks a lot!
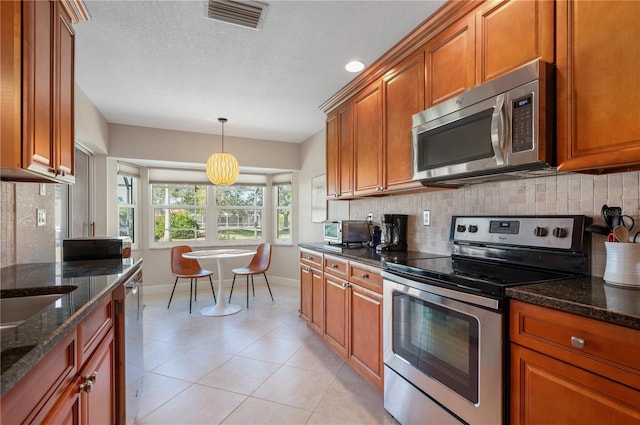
142,276,298,296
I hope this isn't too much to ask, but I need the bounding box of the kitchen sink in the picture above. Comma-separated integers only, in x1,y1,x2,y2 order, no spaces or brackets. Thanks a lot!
0,286,77,329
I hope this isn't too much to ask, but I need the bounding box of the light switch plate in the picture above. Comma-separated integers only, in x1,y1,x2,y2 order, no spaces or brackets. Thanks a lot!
37,209,46,227
423,210,430,226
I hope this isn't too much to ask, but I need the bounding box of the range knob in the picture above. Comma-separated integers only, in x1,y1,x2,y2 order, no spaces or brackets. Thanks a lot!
456,224,467,233
552,227,568,238
533,226,547,237
468,225,478,233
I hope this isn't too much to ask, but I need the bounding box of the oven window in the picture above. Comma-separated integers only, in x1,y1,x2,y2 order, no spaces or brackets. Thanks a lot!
417,108,494,170
392,292,479,403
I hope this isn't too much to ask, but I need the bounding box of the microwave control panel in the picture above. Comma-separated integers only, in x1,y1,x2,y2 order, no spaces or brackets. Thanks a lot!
511,95,533,153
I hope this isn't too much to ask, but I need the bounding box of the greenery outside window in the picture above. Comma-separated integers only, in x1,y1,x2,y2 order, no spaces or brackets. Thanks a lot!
275,183,292,244
151,184,207,242
117,175,137,244
215,185,264,241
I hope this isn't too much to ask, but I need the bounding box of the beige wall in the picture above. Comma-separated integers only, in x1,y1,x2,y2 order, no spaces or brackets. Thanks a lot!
298,129,326,243
75,84,109,154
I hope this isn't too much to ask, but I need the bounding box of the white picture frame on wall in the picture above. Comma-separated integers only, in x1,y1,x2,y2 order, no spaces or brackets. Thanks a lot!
311,174,326,223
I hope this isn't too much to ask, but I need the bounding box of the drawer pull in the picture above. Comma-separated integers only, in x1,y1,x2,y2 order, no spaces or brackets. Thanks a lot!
570,336,585,349
361,273,369,279
342,282,350,288
332,264,339,269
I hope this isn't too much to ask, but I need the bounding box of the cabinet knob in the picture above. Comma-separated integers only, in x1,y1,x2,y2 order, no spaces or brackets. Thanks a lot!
79,371,98,393
570,336,585,349
342,282,350,288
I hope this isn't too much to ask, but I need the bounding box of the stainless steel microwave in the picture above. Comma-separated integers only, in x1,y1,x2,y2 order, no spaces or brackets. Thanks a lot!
323,220,370,245
412,60,555,185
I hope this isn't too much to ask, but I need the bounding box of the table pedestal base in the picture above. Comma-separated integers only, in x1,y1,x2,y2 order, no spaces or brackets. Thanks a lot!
200,303,241,317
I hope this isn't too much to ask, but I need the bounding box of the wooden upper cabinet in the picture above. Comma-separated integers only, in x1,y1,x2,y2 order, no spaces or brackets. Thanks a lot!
54,3,75,179
353,80,383,196
325,111,339,198
475,0,554,84
556,0,640,173
383,52,424,190
425,14,476,107
338,102,354,197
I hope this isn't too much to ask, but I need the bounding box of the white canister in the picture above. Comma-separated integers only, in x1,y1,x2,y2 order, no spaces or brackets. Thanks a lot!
603,242,640,288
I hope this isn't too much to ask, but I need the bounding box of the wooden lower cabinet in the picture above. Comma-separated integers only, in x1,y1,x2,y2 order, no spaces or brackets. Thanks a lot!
299,249,324,335
348,283,383,390
323,273,348,358
509,300,640,424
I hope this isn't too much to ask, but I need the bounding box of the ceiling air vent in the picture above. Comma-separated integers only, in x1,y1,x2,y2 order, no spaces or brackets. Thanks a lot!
205,0,268,30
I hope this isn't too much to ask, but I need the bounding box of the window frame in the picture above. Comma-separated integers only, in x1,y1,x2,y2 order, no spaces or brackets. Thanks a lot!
117,174,139,249
273,182,293,246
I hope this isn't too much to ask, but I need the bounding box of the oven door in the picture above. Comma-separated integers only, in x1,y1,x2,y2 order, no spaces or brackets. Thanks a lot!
383,273,503,425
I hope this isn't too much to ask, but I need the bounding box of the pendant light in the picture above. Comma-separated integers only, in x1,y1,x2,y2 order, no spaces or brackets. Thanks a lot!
206,117,239,185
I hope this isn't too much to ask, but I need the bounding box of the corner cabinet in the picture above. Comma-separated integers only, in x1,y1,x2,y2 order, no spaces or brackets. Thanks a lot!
556,1,640,173
0,0,83,184
509,300,640,424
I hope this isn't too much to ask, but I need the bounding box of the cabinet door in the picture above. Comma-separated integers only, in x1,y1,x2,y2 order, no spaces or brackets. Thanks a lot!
425,14,475,107
80,330,115,425
338,102,354,197
510,344,640,425
323,274,348,358
310,266,324,335
383,52,424,190
325,111,339,198
299,264,313,322
53,2,75,181
556,1,640,172
353,80,383,195
349,284,383,390
22,0,55,176
41,379,81,425
476,0,554,84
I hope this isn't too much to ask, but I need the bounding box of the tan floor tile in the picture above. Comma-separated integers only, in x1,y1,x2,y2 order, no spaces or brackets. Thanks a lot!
285,343,345,375
136,372,192,419
252,365,336,411
313,386,391,425
151,346,233,382
222,397,312,424
138,383,246,424
238,336,303,364
198,356,281,395
143,339,192,371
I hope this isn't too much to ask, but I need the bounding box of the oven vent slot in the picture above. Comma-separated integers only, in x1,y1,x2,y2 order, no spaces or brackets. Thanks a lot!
205,0,269,30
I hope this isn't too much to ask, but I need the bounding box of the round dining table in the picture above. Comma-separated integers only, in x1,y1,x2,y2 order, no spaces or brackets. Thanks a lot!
182,248,256,316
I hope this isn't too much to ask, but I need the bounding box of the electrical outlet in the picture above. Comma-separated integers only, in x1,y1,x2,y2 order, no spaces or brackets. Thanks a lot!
367,212,373,223
423,210,431,226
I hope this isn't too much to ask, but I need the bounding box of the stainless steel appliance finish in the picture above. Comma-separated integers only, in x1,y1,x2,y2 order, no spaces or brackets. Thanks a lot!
323,220,370,245
377,214,408,252
121,267,144,424
382,215,589,425
412,61,554,185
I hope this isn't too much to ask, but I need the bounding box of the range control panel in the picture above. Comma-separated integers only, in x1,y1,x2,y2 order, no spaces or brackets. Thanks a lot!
451,216,581,250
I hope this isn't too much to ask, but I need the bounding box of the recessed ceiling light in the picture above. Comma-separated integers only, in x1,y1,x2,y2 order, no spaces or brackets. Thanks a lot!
345,60,365,73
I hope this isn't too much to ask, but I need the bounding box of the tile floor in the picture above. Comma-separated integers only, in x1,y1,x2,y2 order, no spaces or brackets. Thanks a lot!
137,282,396,424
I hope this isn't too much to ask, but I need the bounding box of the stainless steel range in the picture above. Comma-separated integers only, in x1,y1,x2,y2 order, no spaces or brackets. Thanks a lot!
381,215,590,425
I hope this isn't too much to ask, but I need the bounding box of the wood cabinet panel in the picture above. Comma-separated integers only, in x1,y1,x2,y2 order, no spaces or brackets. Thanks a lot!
78,295,113,365
556,0,640,172
353,81,383,195
310,265,324,335
476,0,554,84
348,262,383,294
80,330,115,425
299,264,313,322
338,102,354,197
324,254,348,279
349,285,383,390
324,274,348,358
54,2,75,177
425,14,475,107
299,248,323,269
383,52,424,190
325,111,339,198
511,344,640,425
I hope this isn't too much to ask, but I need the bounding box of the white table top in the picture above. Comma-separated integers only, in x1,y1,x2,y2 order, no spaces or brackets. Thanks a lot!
182,249,256,259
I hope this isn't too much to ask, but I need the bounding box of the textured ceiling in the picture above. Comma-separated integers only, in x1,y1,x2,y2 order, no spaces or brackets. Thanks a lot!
74,0,446,143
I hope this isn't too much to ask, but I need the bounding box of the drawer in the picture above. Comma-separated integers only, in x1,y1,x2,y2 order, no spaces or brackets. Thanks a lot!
78,295,113,364
349,261,383,294
300,248,323,269
324,254,348,279
510,300,640,389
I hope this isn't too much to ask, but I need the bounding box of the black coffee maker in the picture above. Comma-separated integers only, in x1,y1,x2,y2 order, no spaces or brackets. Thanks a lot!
376,214,408,252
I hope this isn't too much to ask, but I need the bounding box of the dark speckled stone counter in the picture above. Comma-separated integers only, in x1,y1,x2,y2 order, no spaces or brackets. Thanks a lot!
298,242,444,268
0,257,143,396
507,277,640,330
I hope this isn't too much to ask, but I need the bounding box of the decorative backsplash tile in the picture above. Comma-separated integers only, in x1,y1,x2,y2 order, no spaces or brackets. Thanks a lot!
349,170,640,277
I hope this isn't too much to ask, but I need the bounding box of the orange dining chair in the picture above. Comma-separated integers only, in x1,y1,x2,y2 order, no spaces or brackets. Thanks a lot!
229,243,274,308
168,245,216,313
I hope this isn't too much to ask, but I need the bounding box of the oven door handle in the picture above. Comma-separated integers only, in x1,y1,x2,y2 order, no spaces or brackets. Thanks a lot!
490,93,506,166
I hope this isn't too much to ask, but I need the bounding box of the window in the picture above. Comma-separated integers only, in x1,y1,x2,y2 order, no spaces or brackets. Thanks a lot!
151,184,207,242
117,175,137,244
215,185,264,241
275,183,292,243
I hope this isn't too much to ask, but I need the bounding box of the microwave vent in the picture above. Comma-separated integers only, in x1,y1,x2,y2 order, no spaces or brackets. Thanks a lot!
205,0,268,30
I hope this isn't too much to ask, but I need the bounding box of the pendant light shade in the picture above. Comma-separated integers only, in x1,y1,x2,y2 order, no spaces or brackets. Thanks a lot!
206,118,239,185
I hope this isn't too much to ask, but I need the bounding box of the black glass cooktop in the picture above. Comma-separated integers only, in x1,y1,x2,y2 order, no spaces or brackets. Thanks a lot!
385,256,580,298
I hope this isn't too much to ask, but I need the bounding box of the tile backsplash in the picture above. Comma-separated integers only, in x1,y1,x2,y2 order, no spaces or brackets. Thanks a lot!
349,171,640,277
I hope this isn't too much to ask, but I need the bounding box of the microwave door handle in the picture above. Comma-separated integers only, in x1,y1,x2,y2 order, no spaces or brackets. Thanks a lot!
490,93,506,165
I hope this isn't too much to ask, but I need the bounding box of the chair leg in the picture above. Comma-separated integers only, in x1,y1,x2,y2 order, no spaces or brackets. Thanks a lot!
264,273,274,302
168,277,179,309
189,278,193,314
194,278,198,302
246,275,249,308
209,276,216,303
229,274,236,303
251,275,255,297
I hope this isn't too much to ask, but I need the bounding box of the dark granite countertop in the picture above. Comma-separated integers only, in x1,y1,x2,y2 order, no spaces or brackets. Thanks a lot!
298,242,445,268
0,257,143,396
507,276,640,331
